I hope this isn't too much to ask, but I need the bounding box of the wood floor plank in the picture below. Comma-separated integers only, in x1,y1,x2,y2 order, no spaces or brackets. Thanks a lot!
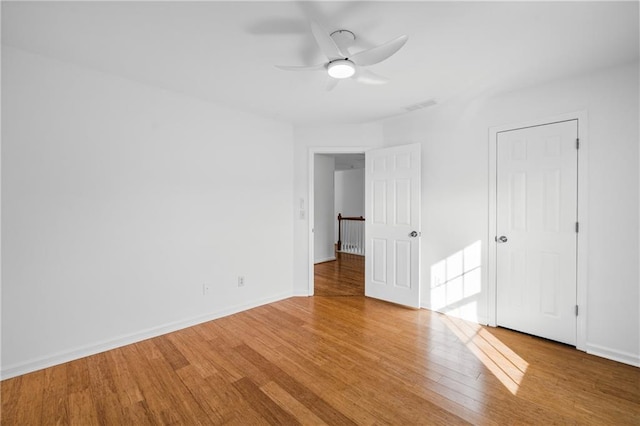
153,335,190,371
251,343,386,425
314,251,364,296
41,365,70,425
86,352,128,424
106,348,145,408
12,370,45,425
174,365,228,423
260,381,329,425
165,327,222,380
65,357,91,395
236,343,358,425
231,377,300,425
0,375,22,422
119,400,155,426
202,338,246,383
2,254,640,425
68,388,100,426
143,356,210,424
118,343,165,413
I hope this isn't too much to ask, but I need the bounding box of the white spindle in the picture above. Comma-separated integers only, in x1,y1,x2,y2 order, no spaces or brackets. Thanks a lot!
337,215,365,256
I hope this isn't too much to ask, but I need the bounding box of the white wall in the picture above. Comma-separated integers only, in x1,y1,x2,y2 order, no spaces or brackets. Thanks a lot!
335,168,365,218
334,168,365,243
381,62,640,366
292,125,383,295
1,47,294,377
313,155,335,263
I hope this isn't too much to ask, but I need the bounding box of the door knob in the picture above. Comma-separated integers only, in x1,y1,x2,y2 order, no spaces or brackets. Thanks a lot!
496,235,508,243
409,231,419,237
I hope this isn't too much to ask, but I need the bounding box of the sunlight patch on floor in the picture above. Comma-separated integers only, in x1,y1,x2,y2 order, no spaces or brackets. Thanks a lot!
442,315,529,395
430,241,482,322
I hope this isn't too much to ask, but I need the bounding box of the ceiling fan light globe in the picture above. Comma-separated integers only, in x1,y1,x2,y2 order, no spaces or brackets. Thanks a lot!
328,60,355,79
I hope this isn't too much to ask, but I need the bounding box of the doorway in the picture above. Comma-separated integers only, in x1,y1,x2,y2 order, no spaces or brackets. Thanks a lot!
309,149,366,296
488,112,588,350
309,144,422,308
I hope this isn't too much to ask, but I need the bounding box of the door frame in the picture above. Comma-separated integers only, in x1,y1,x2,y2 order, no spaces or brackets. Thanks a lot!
308,146,368,296
488,111,588,351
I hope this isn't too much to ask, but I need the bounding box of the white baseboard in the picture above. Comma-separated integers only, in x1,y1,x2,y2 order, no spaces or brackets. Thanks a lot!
336,250,364,257
586,343,640,367
1,291,293,380
314,256,336,264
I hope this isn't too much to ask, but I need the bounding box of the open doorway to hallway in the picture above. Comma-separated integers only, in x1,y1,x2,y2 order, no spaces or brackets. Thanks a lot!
313,153,365,296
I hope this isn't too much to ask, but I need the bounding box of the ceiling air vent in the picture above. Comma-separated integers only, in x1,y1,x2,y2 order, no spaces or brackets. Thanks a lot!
405,99,437,112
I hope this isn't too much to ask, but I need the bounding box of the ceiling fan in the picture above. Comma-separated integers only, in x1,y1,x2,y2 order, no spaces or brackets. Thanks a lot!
277,21,408,91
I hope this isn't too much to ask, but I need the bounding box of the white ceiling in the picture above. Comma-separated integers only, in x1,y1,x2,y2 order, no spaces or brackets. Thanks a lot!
2,1,638,125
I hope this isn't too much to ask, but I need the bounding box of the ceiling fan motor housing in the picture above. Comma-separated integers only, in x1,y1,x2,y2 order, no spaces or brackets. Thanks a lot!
328,59,356,79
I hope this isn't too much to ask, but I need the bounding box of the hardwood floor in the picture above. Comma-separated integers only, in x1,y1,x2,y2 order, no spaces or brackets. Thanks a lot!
314,252,364,297
2,259,640,424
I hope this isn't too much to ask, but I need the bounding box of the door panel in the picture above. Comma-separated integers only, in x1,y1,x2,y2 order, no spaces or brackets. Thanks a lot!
372,239,387,284
496,120,578,345
365,144,421,308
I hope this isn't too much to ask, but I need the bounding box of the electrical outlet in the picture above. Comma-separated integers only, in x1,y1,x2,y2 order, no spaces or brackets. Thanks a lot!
203,283,211,295
238,276,245,287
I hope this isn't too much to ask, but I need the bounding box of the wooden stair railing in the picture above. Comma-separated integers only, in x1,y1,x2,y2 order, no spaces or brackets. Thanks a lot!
337,213,365,255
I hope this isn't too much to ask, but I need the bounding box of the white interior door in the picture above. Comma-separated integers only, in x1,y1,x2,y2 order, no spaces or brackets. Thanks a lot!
496,120,578,345
365,143,421,308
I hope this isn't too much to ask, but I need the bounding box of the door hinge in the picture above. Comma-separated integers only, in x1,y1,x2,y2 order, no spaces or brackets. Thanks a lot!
576,138,580,149
575,222,579,233
575,305,579,316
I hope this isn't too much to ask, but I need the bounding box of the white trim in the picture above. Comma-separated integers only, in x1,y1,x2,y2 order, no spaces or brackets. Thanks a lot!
336,251,365,257
314,256,336,264
0,291,293,380
308,147,368,296
575,112,589,352
488,111,588,351
586,343,640,368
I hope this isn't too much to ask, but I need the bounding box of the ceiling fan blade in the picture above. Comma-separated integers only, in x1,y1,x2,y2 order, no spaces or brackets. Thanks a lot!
276,64,326,71
325,77,339,92
310,20,347,60
353,68,389,85
350,35,408,66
